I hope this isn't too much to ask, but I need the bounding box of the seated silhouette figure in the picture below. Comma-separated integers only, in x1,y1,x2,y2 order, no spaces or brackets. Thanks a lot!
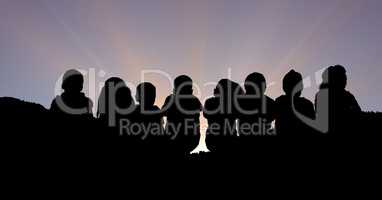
50,69,93,117
275,70,315,137
97,77,135,137
238,72,276,151
315,65,361,136
204,79,244,154
134,82,166,153
161,75,202,156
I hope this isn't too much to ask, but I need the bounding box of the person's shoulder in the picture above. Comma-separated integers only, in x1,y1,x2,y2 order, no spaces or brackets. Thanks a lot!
132,104,140,112
152,105,160,111
164,94,174,102
190,94,201,100
51,95,58,102
344,90,356,99
299,97,314,106
85,96,93,104
315,89,328,101
50,95,61,105
82,96,93,108
299,96,312,102
50,96,58,109
204,97,218,108
161,95,175,112
187,95,202,111
79,92,91,100
265,95,275,104
205,97,217,104
344,91,360,107
275,95,287,103
162,94,174,106
190,94,202,104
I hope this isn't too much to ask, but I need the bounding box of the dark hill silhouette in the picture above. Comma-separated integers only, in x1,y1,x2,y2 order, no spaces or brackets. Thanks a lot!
360,111,382,136
0,97,50,136
0,97,47,114
0,97,99,139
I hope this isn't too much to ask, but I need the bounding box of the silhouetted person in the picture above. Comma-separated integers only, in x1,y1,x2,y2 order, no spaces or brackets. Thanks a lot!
275,70,315,136
162,75,202,156
204,79,244,153
49,70,95,138
50,69,93,117
134,82,166,153
238,72,276,151
315,65,361,136
97,77,135,137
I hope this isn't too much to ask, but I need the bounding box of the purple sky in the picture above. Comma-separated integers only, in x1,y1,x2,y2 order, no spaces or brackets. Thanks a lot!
1,0,381,111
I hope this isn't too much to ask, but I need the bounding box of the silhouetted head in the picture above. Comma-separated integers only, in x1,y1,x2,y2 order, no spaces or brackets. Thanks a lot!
104,77,126,89
98,77,133,117
214,79,230,97
245,72,266,95
283,70,303,97
115,86,133,109
102,77,131,108
136,82,156,107
214,79,243,107
62,69,84,93
214,79,243,97
174,75,193,95
321,65,347,90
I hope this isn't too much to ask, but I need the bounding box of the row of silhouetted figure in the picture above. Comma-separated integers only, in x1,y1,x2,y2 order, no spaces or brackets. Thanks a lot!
48,65,362,155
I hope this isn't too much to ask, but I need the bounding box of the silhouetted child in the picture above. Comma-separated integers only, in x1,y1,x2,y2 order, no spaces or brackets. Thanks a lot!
238,73,276,152
162,75,202,155
97,77,135,137
275,70,315,136
50,69,93,117
315,65,361,136
135,82,165,153
204,79,244,153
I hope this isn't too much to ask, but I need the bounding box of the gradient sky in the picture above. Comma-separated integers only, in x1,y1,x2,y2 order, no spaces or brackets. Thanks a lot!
1,0,381,112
